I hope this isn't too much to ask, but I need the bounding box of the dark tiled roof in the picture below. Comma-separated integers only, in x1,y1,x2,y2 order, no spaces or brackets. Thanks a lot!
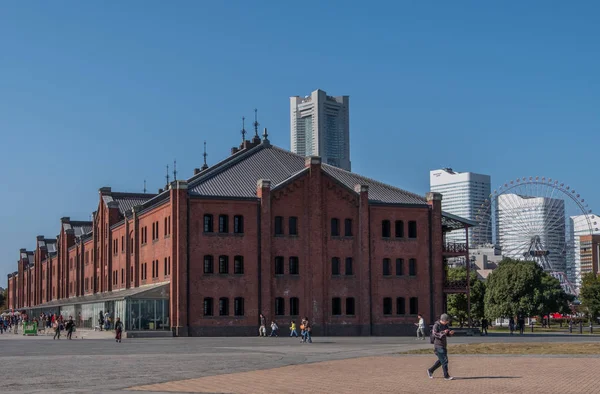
63,221,93,237
189,145,306,197
188,142,427,205
102,193,157,215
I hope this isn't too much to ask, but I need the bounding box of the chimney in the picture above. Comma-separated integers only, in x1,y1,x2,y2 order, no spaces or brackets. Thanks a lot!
60,217,70,224
158,188,164,194
231,147,239,155
99,186,111,194
193,168,201,175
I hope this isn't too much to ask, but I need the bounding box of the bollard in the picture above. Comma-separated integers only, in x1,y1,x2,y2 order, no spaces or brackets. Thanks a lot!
579,321,583,334
590,323,593,335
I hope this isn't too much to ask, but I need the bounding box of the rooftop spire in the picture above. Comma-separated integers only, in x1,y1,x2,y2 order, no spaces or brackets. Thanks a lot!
173,160,177,181
143,180,147,194
202,141,209,170
166,164,170,187
241,116,246,143
253,108,259,138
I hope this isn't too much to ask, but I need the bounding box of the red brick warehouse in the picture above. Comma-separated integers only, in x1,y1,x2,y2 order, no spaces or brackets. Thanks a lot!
6,130,473,336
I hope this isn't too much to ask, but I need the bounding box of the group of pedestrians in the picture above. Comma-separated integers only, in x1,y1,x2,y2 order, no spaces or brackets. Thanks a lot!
0,314,22,334
508,316,526,335
258,314,312,343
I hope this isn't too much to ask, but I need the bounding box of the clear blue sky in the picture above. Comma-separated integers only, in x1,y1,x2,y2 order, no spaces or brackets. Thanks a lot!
1,2,599,285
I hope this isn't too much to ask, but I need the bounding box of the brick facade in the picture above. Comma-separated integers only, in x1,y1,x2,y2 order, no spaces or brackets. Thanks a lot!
6,139,469,336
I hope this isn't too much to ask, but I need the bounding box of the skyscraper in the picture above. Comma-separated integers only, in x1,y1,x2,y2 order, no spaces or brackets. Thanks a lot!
290,89,351,171
569,214,600,287
497,194,566,273
430,168,492,245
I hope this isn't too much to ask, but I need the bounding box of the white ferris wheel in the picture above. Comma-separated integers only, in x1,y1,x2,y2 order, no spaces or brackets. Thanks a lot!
473,176,598,295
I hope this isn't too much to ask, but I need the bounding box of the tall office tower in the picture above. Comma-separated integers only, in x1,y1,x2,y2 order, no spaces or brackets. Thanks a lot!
430,168,492,245
497,194,566,274
290,89,351,171
569,214,600,287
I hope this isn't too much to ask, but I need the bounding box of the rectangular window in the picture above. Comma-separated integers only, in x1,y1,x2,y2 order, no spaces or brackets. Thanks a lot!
346,297,355,315
130,266,134,282
289,257,299,275
204,214,213,233
121,236,125,252
168,216,171,235
234,297,244,316
409,258,417,276
85,251,89,265
409,297,418,315
274,216,284,235
332,297,342,315
234,215,244,234
383,258,391,276
289,297,299,316
345,258,353,275
275,256,284,275
219,255,229,274
164,217,168,237
382,220,391,237
151,260,155,278
396,258,404,276
383,297,392,315
164,258,168,276
204,298,213,316
395,220,404,238
219,215,229,233
344,218,352,237
331,218,340,236
396,297,406,315
121,268,124,284
331,257,340,275
408,221,417,238
204,255,214,274
289,216,298,236
219,298,229,316
234,256,244,274
275,297,285,315
168,257,171,276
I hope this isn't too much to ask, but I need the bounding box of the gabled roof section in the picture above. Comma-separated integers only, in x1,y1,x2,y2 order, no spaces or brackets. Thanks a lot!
321,165,427,205
188,142,427,205
63,221,93,238
442,211,478,230
188,143,306,198
102,192,157,216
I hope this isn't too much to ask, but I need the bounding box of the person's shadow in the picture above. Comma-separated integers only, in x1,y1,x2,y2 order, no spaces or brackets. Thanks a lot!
455,376,521,380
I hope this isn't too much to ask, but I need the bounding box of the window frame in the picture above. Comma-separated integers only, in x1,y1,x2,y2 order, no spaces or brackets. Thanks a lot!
395,220,404,238
218,214,229,233
409,258,417,276
382,220,391,238
344,218,353,237
219,297,229,316
383,258,391,276
274,256,284,275
346,297,356,315
289,297,299,316
218,255,229,274
408,220,417,239
383,297,393,315
332,297,342,316
203,214,214,233
234,255,244,274
234,297,245,316
396,297,406,315
331,218,340,237
233,215,244,234
345,257,353,275
396,258,404,276
409,297,418,315
275,297,285,315
289,256,299,275
289,216,298,236
203,255,214,274
331,257,340,276
204,297,214,316
274,216,284,236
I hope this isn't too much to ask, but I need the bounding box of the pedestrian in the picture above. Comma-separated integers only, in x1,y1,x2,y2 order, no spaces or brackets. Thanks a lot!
258,313,267,337
427,313,455,380
508,317,515,335
99,311,104,331
53,319,61,340
289,320,298,337
518,316,525,335
270,321,279,337
104,311,111,330
481,318,488,336
115,317,123,343
303,317,312,343
66,316,75,340
415,314,426,340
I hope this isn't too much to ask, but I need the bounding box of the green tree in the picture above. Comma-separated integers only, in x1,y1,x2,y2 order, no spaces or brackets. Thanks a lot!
579,273,600,322
446,267,485,326
0,288,5,310
484,258,572,320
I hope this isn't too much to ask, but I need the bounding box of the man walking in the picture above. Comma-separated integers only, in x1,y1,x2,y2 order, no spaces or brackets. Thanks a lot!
415,314,426,340
258,313,267,337
481,318,488,336
427,313,455,381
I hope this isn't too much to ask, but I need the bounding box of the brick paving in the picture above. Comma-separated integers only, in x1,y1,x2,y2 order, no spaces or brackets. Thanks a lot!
129,355,595,394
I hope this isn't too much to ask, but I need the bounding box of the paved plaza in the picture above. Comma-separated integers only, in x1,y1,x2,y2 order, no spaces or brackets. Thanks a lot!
1,332,598,393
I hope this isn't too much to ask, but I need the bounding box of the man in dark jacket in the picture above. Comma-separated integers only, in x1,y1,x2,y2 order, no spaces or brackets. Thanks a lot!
427,313,454,380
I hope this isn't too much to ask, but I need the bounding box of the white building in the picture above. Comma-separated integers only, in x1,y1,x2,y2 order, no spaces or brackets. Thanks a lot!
290,89,351,171
497,194,566,274
470,244,502,280
430,168,491,245
569,214,600,287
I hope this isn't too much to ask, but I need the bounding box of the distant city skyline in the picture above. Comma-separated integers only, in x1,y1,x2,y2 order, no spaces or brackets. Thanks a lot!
290,89,351,171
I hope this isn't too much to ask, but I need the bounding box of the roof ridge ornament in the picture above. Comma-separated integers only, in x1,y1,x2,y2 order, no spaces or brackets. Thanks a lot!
254,108,260,138
202,140,209,170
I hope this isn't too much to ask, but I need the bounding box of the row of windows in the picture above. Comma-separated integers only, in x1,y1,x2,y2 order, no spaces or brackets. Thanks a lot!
274,256,299,275
274,216,298,236
381,220,417,239
383,297,418,315
332,297,355,315
203,255,244,274
383,258,417,276
274,297,300,316
204,214,244,234
203,297,245,316
331,218,353,237
331,257,353,275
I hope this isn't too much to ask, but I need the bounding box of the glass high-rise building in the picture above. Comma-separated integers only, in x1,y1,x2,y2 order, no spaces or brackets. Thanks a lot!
569,214,600,287
430,168,492,245
290,89,351,171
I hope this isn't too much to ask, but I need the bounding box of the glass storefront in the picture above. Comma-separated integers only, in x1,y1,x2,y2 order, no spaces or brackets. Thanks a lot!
26,284,169,332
